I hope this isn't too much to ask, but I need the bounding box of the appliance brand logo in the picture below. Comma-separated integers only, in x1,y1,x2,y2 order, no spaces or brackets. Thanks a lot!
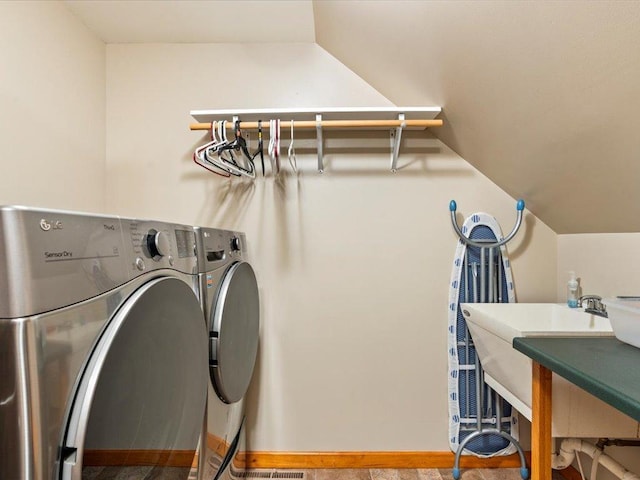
40,219,63,231
103,224,116,231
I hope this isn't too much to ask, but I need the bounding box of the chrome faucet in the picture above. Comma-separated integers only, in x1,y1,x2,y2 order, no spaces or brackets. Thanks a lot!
579,295,608,318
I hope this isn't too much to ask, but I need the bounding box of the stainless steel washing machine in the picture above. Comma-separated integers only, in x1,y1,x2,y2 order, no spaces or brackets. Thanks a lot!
194,227,260,480
0,206,207,480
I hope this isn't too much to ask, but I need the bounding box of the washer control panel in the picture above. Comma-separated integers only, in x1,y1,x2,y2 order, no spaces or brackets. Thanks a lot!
0,206,199,318
0,206,129,318
194,226,247,274
122,219,196,276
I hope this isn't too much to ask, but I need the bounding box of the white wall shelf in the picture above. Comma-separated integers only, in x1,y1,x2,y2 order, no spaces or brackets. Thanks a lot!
190,106,441,124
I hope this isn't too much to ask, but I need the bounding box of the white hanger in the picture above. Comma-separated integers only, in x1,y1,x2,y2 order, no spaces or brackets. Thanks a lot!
267,120,274,158
193,122,238,177
268,119,279,175
274,119,281,175
288,119,298,173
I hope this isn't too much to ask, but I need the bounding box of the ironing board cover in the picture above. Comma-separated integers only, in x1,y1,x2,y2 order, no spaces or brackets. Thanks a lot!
447,212,519,457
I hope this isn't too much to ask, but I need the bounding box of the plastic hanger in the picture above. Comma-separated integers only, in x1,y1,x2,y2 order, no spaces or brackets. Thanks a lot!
268,119,276,174
215,120,256,178
288,119,298,173
193,122,235,177
204,120,250,178
202,121,242,176
254,120,265,176
271,119,280,175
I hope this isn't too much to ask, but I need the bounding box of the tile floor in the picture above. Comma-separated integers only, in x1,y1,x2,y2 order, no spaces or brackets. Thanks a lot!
81,466,566,480
245,469,565,480
83,450,567,480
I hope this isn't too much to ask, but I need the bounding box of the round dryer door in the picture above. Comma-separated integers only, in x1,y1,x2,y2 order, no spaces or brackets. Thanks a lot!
59,277,207,480
210,261,260,404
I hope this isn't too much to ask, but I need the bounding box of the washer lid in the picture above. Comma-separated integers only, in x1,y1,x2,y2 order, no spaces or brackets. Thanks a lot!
210,261,260,404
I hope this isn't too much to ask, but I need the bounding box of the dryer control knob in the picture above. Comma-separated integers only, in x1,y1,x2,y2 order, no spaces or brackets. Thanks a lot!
230,236,241,252
148,230,170,258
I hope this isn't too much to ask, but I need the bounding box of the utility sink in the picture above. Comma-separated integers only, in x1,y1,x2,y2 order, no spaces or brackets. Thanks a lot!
461,303,640,437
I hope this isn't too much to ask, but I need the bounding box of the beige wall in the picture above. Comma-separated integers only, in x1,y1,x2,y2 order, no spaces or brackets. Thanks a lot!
0,1,106,212
106,43,557,451
557,234,640,301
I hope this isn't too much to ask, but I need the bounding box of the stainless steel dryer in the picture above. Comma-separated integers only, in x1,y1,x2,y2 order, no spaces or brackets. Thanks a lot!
194,227,259,480
0,206,207,480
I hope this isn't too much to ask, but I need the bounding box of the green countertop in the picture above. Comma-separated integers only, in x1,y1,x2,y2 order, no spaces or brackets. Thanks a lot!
513,337,640,422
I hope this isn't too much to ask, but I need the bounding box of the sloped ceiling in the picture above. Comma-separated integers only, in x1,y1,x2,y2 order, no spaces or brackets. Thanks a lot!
64,0,640,233
314,1,640,234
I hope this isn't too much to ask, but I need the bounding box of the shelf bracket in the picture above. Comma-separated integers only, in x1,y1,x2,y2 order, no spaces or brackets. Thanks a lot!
390,113,406,173
316,114,324,173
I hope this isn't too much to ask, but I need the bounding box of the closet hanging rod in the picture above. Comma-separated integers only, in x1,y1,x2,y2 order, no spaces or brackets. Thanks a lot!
189,118,443,131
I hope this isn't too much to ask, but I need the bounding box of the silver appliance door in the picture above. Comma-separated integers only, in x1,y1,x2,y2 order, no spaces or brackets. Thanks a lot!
59,276,207,480
210,262,260,404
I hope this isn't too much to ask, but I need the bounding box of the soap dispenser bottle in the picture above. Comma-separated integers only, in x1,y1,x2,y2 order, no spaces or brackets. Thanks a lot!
567,271,579,308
